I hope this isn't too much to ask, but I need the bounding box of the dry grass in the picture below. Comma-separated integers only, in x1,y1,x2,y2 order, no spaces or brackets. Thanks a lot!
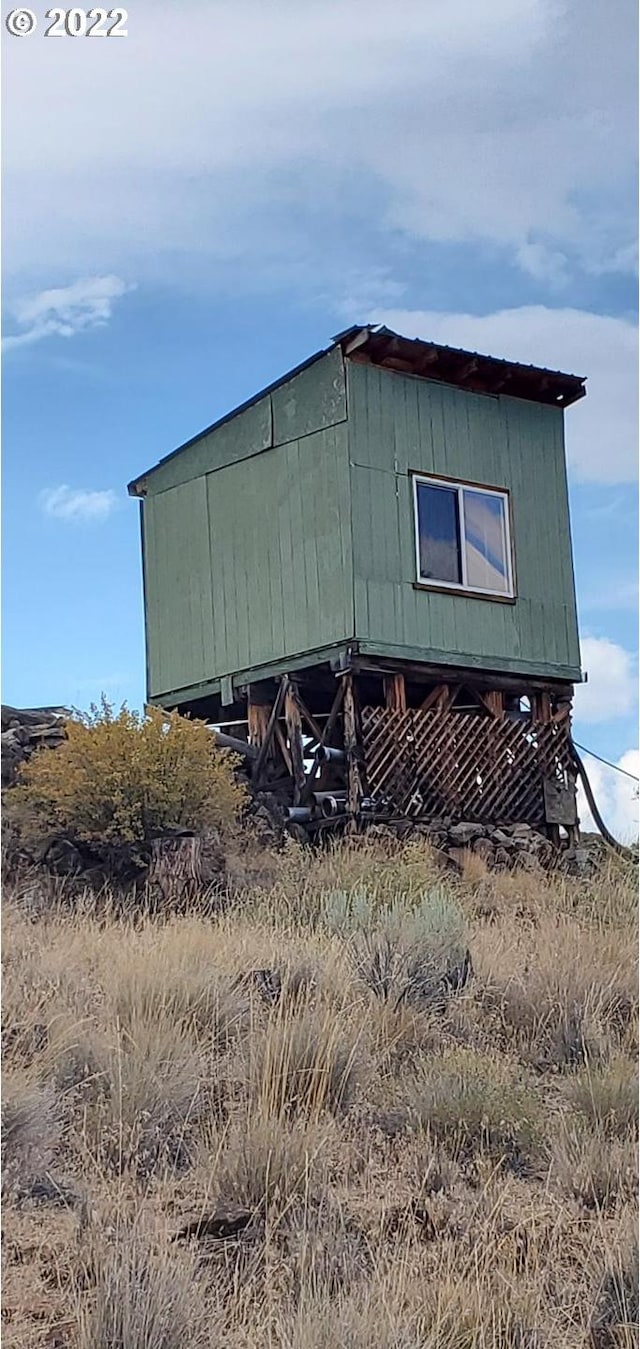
75,1222,214,1349
1,837,637,1348
399,1047,544,1162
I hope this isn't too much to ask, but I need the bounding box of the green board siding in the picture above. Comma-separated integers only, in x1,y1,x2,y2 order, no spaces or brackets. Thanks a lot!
347,361,581,680
143,478,215,695
141,347,346,498
146,398,273,496
271,347,346,446
144,421,353,697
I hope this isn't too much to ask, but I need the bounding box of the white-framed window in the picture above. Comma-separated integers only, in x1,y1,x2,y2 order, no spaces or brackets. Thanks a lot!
412,473,515,599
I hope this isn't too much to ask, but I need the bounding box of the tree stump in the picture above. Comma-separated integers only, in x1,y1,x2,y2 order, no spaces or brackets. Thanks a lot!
147,835,204,904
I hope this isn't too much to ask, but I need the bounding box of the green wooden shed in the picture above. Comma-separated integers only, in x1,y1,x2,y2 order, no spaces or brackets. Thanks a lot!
129,324,586,835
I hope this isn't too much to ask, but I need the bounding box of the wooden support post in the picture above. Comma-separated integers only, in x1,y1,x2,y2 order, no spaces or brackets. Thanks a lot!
342,672,363,819
253,675,288,785
284,682,306,805
384,672,406,712
480,689,505,719
247,685,273,750
533,691,552,723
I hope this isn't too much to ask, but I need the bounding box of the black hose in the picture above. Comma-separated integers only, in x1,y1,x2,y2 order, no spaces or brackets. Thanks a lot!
568,738,636,859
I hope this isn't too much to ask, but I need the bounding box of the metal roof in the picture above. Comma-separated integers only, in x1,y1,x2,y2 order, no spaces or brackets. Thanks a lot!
338,324,586,406
128,324,586,495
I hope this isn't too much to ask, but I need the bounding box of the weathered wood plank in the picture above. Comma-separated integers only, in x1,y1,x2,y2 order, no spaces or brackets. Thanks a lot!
254,675,288,783
274,722,293,776
284,683,306,804
420,684,448,712
342,673,364,817
384,673,406,712
479,690,505,719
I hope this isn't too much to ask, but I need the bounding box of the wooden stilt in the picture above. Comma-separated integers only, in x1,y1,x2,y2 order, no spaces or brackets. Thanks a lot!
284,682,306,804
342,672,363,819
480,689,505,719
384,672,406,712
533,690,552,723
247,685,272,750
253,675,288,785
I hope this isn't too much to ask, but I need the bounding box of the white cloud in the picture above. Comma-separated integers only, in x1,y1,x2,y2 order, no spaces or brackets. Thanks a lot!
368,305,638,484
39,486,119,523
580,574,639,615
2,0,635,290
4,276,133,350
574,636,637,724
577,747,639,842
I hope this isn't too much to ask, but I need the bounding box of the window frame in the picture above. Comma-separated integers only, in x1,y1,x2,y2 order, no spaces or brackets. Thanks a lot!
411,470,516,601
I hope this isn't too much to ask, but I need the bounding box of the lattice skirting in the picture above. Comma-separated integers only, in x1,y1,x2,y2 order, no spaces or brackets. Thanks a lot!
361,707,575,825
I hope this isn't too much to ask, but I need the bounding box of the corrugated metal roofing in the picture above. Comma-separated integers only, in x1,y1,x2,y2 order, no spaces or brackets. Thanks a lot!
340,324,586,405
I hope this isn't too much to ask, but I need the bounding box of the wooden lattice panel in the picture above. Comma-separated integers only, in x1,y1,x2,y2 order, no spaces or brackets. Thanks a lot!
361,707,574,825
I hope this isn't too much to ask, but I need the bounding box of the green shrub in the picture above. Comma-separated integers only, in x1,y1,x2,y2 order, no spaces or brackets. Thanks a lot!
14,698,246,846
320,886,465,946
321,887,467,1006
402,1048,543,1158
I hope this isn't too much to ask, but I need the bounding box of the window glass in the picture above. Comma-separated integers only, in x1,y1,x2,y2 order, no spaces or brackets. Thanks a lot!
462,489,510,593
416,482,462,584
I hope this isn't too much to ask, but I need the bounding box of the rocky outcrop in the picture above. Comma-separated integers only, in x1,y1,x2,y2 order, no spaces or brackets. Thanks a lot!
368,817,559,871
1,706,68,786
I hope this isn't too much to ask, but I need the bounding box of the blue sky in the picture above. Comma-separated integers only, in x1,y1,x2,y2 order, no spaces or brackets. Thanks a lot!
2,0,638,836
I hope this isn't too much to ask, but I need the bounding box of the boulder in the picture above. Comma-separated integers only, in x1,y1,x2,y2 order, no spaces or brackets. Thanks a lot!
1,706,68,786
493,846,512,870
472,837,495,864
449,822,485,844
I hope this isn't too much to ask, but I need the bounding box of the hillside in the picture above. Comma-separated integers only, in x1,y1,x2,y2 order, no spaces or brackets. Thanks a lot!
2,835,638,1348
